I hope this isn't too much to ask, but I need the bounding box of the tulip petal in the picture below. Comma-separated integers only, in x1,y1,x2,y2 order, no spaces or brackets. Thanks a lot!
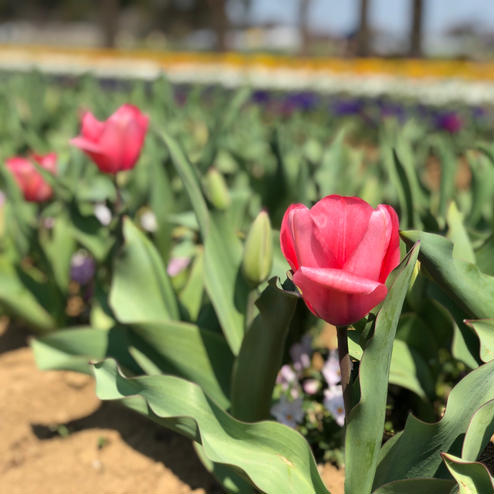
280,203,307,271
291,207,337,268
310,195,374,267
81,111,105,141
293,266,387,326
343,206,391,280
378,205,401,282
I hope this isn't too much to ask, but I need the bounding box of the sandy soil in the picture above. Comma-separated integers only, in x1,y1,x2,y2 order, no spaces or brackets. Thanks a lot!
0,322,344,494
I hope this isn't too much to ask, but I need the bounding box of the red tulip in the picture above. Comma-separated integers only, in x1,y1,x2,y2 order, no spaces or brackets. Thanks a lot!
280,195,400,326
70,104,149,174
5,153,57,202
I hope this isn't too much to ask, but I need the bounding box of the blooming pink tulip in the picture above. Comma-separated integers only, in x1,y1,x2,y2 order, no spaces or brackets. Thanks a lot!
280,195,400,326
70,104,149,174
5,153,57,202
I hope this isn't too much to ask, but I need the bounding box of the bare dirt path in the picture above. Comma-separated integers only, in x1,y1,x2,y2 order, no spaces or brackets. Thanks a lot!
0,322,344,494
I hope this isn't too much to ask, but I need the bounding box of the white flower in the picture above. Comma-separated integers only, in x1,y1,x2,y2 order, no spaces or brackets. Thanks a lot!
140,210,158,232
323,385,345,427
322,350,341,387
270,396,304,428
94,203,112,226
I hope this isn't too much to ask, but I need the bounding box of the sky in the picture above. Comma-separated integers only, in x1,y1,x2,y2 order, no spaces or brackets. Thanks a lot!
246,0,494,36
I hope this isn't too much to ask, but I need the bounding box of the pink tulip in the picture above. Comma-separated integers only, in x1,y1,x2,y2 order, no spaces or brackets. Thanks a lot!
70,104,149,174
280,195,400,326
5,153,57,202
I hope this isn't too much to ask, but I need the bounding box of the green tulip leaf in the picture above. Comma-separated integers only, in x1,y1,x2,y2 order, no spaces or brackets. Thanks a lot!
230,278,298,421
32,326,140,375
91,358,329,494
374,360,494,487
400,230,494,319
344,243,420,494
446,202,475,264
159,129,248,354
127,319,234,409
0,260,55,333
441,453,494,494
109,217,179,323
178,248,204,321
462,400,494,462
464,319,494,363
371,478,455,494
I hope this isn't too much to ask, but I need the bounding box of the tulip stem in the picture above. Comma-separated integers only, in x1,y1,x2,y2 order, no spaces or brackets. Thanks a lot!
336,325,352,423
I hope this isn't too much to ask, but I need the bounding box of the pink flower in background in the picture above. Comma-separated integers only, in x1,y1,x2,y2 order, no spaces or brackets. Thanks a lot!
5,153,57,202
302,379,320,395
280,195,400,326
70,104,149,174
166,257,191,277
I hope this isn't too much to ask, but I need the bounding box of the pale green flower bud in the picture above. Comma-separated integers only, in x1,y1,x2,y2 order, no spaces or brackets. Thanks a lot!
204,168,231,210
242,211,273,286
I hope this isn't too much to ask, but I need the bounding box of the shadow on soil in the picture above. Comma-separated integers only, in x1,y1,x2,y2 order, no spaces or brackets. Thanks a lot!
31,400,224,493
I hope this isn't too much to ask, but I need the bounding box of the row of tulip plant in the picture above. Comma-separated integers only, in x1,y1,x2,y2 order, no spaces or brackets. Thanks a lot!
0,72,493,494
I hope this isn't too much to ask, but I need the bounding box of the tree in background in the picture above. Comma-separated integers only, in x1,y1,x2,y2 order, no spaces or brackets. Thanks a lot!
409,0,424,57
356,0,370,56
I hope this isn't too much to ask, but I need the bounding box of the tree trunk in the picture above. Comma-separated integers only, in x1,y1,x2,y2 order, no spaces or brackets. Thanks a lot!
409,0,424,57
208,0,228,52
299,0,311,56
101,0,119,48
356,0,370,57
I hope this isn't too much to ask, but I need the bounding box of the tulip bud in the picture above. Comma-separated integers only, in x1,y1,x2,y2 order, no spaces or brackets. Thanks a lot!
242,211,273,286
204,168,231,210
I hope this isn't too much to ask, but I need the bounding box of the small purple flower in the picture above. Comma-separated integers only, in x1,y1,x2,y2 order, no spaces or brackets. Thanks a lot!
290,334,312,372
42,217,55,229
323,385,345,427
303,378,320,395
271,396,304,428
322,350,341,387
166,256,191,277
435,112,463,134
70,251,95,285
331,99,363,116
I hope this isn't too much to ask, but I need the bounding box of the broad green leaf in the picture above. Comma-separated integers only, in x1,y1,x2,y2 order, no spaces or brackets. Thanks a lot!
230,279,298,421
178,248,204,321
442,453,494,494
389,339,434,399
462,400,494,462
464,319,494,363
92,359,329,494
109,217,179,323
401,231,494,319
203,212,249,355
345,243,420,494
475,234,494,276
158,129,210,235
193,442,255,494
0,261,55,333
159,129,247,354
374,360,494,487
39,214,75,292
434,138,458,220
446,203,475,264
32,326,139,375
371,478,455,494
127,320,234,409
467,153,494,226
